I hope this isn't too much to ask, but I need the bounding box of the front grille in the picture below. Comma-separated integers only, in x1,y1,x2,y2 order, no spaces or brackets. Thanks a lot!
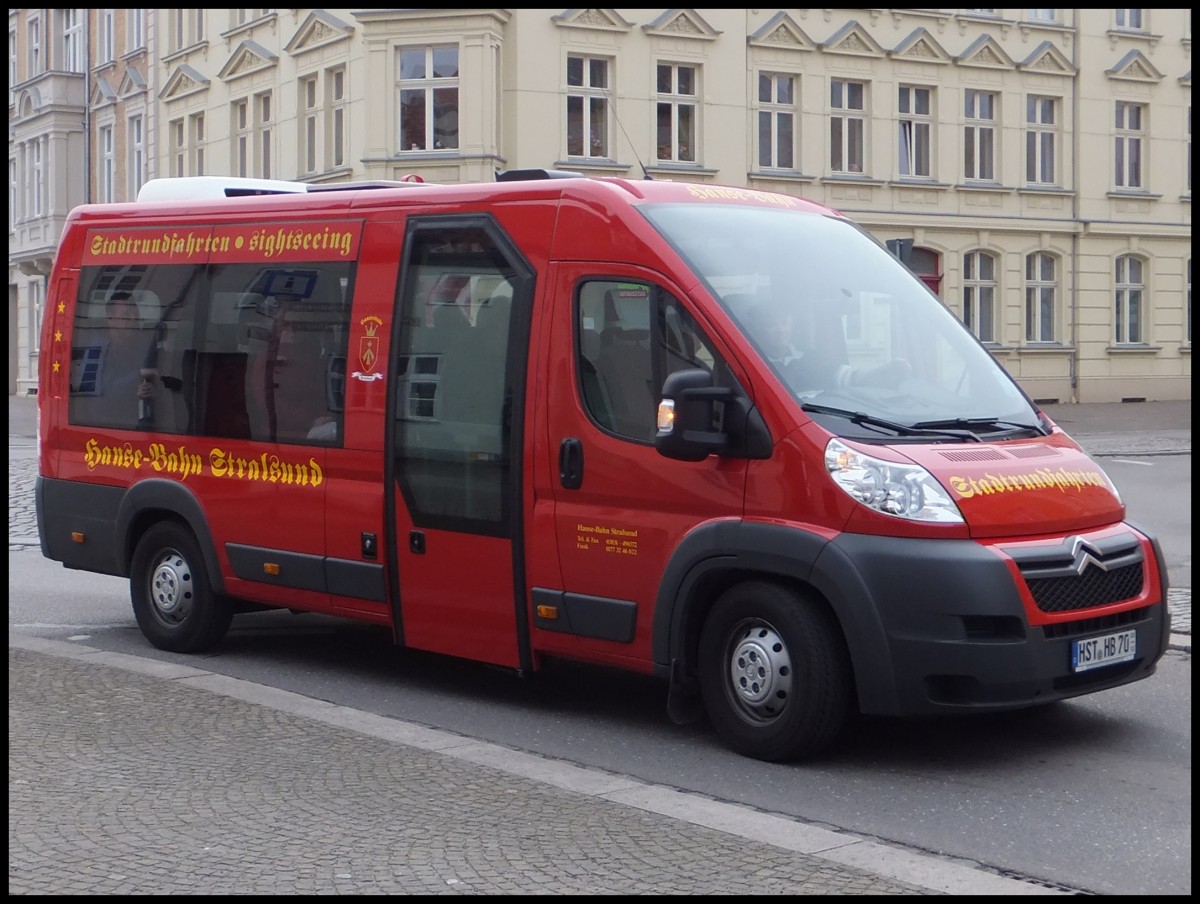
1005,531,1145,615
1027,562,1144,613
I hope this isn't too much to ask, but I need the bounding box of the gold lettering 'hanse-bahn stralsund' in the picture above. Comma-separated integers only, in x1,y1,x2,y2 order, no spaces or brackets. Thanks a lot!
83,438,324,486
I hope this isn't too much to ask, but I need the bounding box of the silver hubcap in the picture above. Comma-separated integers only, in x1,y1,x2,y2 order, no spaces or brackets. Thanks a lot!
149,549,194,626
727,622,793,721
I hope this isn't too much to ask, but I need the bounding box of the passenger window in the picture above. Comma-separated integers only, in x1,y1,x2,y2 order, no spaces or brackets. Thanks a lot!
69,261,354,445
577,280,721,442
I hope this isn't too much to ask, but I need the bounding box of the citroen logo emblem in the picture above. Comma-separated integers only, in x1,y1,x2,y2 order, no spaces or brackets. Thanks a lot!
1067,536,1108,575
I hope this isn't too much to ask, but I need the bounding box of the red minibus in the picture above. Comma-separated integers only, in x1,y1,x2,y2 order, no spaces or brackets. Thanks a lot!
36,172,1170,760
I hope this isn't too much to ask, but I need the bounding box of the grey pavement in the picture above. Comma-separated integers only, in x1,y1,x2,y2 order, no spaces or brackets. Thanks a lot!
8,393,1189,895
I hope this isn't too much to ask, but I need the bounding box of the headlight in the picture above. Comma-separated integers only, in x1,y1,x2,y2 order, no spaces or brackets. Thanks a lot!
824,438,964,523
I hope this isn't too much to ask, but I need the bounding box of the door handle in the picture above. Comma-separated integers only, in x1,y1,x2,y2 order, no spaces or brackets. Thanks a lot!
559,437,584,490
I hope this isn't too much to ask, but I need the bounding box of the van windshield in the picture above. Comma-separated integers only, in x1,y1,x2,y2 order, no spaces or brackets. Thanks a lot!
642,203,1042,441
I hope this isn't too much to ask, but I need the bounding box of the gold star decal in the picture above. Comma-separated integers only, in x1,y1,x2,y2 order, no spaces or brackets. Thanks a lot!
53,360,61,373
57,300,66,314
54,329,62,342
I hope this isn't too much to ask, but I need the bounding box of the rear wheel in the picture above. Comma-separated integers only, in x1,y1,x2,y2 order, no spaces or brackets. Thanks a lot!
130,522,232,653
698,580,852,761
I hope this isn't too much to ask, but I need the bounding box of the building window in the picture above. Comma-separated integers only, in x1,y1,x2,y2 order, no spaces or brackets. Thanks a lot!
397,45,459,152
1025,95,1057,185
257,93,272,179
1114,255,1144,344
830,78,866,174
99,9,114,64
27,15,41,76
171,119,184,177
9,158,16,229
128,115,145,198
30,279,44,356
192,112,206,176
964,90,997,181
1115,9,1144,30
302,75,318,174
99,125,114,202
963,250,997,343
1025,9,1058,23
566,55,610,159
232,10,268,28
9,29,16,103
898,85,932,178
330,68,346,169
234,101,249,176
1024,252,1058,342
1115,101,1145,190
757,71,797,170
656,63,698,163
62,9,84,72
31,138,44,216
170,10,204,53
127,9,145,51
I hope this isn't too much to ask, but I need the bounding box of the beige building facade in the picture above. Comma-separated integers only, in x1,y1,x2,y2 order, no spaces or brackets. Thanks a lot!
9,8,1192,401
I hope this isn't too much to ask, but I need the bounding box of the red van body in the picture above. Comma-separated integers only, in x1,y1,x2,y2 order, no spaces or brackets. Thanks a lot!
36,173,1170,760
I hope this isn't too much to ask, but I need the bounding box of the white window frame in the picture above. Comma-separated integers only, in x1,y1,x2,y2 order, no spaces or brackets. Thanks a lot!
99,124,114,202
257,92,272,179
1025,9,1058,23
566,54,611,160
234,100,250,177
757,70,798,170
30,279,45,356
62,9,84,73
1025,95,1058,185
1024,252,1058,342
1114,101,1145,190
27,15,42,77
963,250,997,343
898,85,933,178
128,114,145,198
830,78,866,174
31,137,45,216
98,9,114,64
127,8,145,52
397,45,460,153
330,67,346,169
1114,255,1145,344
170,118,183,177
302,75,319,175
964,89,997,181
191,112,205,177
655,62,698,163
1115,9,1144,30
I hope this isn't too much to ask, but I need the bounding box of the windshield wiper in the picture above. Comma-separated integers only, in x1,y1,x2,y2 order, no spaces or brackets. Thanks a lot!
801,403,981,442
911,416,1049,436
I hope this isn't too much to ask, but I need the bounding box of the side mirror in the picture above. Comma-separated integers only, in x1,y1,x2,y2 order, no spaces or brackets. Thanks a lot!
655,369,771,462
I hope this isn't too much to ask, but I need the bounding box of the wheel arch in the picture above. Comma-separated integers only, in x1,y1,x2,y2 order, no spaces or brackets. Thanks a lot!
653,520,901,715
115,478,225,595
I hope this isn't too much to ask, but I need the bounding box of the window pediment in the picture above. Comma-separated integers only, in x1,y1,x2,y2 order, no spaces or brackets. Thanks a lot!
890,27,951,65
748,11,815,51
284,10,354,56
1019,41,1076,77
821,21,886,59
218,40,278,82
642,9,721,41
956,34,1016,70
1106,49,1164,83
160,64,210,101
552,9,633,34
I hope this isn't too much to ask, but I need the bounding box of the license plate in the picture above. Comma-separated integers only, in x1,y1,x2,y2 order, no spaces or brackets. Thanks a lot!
1071,629,1136,672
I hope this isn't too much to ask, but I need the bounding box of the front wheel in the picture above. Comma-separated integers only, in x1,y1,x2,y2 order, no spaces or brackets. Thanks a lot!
698,581,852,762
130,522,232,653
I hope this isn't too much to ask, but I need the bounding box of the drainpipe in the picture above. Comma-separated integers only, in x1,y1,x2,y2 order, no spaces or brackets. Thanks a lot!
1068,11,1080,403
83,9,92,203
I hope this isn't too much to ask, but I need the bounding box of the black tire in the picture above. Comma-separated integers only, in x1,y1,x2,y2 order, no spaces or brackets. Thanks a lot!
698,580,852,762
130,522,232,653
